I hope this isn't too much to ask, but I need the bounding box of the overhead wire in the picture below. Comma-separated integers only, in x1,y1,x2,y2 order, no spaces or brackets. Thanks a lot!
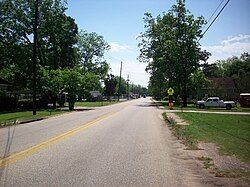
199,0,231,41
202,0,225,30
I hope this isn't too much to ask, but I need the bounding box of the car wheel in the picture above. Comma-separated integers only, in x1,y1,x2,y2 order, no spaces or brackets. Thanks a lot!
199,104,205,109
226,104,232,110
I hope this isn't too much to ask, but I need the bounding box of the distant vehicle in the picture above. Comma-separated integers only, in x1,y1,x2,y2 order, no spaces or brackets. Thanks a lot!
143,94,146,98
196,97,236,110
89,91,102,101
239,93,250,107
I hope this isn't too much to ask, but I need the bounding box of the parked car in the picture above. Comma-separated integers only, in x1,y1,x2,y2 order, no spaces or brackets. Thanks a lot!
196,97,236,110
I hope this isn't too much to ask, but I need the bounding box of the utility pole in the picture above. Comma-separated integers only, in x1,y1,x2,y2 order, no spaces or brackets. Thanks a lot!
117,61,122,101
132,83,134,96
32,0,39,115
139,85,141,98
126,75,129,100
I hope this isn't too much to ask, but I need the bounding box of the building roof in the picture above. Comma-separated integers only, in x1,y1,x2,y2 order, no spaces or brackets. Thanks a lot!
208,77,236,90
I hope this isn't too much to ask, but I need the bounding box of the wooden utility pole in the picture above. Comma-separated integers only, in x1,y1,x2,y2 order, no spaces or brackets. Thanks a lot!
126,75,129,100
32,0,39,115
117,61,122,101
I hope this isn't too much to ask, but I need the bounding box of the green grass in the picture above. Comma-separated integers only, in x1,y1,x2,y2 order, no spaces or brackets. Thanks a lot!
75,101,120,107
174,113,250,163
0,109,68,127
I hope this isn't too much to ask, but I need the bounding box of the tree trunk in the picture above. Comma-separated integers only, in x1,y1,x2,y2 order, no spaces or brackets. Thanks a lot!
68,96,75,110
182,84,188,107
52,98,57,109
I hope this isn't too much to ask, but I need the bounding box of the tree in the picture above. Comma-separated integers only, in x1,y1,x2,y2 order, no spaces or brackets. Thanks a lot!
40,3,78,69
115,76,127,95
80,72,102,100
0,0,79,78
200,62,224,77
38,67,63,108
189,70,210,98
77,30,110,78
138,0,209,106
0,0,80,111
219,53,250,93
61,69,82,110
104,74,117,101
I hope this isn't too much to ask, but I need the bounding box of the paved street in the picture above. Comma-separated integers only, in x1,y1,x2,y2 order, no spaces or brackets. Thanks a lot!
0,98,204,186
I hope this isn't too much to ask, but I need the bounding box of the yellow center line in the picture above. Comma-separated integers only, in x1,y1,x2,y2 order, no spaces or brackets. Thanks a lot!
0,111,117,168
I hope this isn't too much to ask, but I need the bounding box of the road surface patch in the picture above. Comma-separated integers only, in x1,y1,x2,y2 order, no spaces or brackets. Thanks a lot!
0,111,117,168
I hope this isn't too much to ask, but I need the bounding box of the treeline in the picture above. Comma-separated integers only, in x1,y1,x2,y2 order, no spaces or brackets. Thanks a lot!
0,0,147,111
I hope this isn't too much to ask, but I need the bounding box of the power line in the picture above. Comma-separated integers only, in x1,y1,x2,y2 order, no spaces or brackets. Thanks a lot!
199,0,230,41
203,0,225,30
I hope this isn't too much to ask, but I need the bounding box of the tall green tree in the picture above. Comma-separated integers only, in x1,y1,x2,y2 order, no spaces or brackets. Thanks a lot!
0,0,78,79
115,76,127,95
138,0,209,105
104,74,117,100
77,30,110,78
189,69,210,98
61,68,82,110
79,72,102,100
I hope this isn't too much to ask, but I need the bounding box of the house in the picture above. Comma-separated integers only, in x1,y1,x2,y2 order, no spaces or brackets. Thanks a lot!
199,77,238,100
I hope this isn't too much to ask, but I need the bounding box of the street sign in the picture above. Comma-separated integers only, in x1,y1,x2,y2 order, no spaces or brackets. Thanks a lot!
167,88,174,95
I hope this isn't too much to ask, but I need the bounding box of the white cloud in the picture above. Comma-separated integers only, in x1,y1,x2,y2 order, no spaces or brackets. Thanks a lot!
109,42,132,53
202,34,250,63
221,34,250,45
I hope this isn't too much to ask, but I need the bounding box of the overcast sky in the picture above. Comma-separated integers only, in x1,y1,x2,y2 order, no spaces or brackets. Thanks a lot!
66,0,250,87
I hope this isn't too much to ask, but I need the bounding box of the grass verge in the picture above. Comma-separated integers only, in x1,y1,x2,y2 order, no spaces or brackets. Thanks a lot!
0,109,69,127
75,101,120,107
172,112,250,163
163,112,199,150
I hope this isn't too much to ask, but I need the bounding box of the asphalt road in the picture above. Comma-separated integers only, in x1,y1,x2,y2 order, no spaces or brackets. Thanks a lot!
0,98,203,186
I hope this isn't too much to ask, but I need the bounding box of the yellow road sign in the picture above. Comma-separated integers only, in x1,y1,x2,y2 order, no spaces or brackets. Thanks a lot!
167,88,174,95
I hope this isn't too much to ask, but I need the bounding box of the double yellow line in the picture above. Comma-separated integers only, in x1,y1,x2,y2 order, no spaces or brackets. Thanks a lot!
0,111,117,168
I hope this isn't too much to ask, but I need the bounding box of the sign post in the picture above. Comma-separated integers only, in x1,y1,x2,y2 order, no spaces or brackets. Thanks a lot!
167,88,174,110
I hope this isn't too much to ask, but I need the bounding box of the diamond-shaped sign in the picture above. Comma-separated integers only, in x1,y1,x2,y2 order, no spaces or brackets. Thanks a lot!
167,88,174,95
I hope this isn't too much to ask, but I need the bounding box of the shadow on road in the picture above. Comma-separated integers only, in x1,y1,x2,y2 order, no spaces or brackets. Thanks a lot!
73,108,95,111
0,125,16,185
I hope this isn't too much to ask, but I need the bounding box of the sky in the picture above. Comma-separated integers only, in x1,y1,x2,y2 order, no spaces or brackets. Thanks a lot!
66,0,250,87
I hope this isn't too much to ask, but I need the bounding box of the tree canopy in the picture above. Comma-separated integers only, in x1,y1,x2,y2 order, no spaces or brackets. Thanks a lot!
0,0,112,111
138,0,210,105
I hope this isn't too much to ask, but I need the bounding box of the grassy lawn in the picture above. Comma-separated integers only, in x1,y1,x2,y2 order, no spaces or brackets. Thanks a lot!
0,109,69,127
75,100,120,107
169,112,250,163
